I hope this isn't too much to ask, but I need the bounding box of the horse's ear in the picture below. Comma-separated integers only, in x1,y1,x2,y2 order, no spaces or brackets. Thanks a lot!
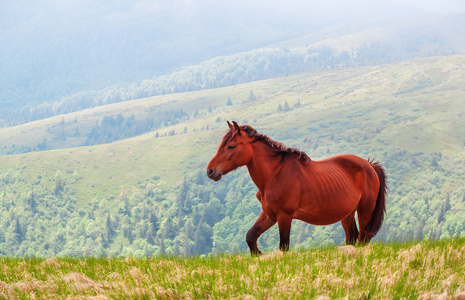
227,121,233,129
232,121,241,135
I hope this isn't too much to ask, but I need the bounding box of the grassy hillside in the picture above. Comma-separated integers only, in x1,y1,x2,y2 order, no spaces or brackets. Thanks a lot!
0,55,465,257
2,54,465,169
2,54,465,154
1,239,465,299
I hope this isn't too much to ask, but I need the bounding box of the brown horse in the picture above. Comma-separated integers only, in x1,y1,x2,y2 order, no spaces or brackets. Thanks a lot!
207,121,387,255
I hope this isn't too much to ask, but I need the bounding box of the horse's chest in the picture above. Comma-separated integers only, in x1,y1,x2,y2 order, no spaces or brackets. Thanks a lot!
260,193,296,220
258,195,277,219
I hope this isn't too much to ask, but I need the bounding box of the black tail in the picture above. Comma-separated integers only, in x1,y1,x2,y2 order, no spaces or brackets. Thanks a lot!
366,161,387,240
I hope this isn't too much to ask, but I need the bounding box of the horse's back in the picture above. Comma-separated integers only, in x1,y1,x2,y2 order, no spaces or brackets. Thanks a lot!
318,154,372,172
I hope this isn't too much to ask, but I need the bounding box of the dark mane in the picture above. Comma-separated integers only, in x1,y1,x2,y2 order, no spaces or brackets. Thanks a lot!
220,125,310,162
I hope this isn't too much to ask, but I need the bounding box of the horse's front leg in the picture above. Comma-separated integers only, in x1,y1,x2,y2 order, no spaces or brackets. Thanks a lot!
246,210,276,256
277,213,293,251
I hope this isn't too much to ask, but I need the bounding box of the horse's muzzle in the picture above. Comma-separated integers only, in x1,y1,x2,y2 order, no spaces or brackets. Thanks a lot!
207,168,222,181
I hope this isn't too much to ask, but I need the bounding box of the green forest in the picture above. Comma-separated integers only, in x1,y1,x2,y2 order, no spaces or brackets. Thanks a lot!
1,55,465,257
1,139,464,257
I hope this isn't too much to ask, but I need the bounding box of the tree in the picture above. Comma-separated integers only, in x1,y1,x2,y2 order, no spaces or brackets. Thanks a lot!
26,189,37,212
160,236,165,255
161,217,175,241
13,217,23,242
36,139,47,151
177,179,188,231
248,91,256,102
126,225,133,243
283,101,290,112
106,214,115,241
431,156,439,169
444,193,451,212
226,97,233,106
183,219,193,256
149,212,158,233
193,219,213,254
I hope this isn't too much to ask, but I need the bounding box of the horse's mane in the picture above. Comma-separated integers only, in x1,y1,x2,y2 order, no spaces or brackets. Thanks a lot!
220,125,310,162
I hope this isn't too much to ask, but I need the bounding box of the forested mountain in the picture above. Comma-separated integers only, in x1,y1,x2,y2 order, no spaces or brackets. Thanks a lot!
1,13,465,127
0,55,464,257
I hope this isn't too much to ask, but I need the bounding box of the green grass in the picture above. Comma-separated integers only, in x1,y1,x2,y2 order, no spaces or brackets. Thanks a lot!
1,239,465,299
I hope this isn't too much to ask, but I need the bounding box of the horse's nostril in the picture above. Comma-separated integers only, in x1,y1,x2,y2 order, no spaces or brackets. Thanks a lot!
207,168,222,181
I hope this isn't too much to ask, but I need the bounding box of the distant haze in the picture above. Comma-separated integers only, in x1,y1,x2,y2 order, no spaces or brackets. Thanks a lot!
0,0,464,112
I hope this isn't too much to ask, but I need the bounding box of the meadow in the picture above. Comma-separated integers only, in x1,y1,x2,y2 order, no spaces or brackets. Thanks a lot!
1,239,465,299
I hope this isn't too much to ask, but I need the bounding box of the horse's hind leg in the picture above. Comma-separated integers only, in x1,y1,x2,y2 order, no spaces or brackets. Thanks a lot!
341,209,359,245
246,211,276,256
356,193,378,244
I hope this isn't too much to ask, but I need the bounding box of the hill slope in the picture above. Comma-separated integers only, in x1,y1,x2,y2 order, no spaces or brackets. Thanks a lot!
2,54,465,153
0,55,464,257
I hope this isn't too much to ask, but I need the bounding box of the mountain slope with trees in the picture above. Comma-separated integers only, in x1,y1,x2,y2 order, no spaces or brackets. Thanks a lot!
0,55,464,257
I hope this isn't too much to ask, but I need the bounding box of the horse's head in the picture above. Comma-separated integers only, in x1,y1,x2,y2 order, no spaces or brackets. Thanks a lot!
207,121,254,181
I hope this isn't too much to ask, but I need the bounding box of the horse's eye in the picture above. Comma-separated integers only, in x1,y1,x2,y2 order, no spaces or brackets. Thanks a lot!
228,145,236,149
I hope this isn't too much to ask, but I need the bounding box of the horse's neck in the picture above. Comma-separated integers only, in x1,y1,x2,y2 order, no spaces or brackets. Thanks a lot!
246,142,282,191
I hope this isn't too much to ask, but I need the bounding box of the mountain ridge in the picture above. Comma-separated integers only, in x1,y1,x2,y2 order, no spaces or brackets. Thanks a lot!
2,13,465,127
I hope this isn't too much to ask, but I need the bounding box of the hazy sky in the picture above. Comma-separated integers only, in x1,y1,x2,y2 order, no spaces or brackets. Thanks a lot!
1,0,464,109
3,0,464,43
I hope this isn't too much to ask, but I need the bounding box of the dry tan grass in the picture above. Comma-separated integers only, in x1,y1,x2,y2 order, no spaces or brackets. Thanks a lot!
0,240,464,299
259,250,284,262
44,257,61,268
62,272,105,292
65,295,109,300
338,245,358,257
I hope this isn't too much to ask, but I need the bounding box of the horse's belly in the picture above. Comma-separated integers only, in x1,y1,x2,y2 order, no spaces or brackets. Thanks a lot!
294,209,350,225
294,195,360,225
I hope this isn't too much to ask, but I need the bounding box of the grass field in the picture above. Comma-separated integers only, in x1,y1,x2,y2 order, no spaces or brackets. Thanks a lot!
1,239,465,299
